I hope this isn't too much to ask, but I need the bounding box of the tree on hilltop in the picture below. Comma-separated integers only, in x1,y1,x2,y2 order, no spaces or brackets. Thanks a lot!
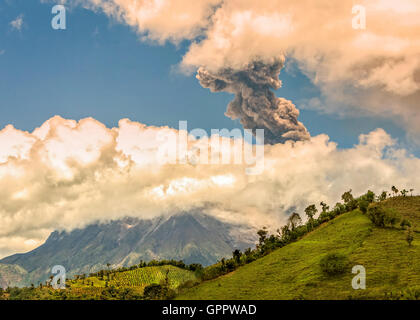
391,186,399,197
378,191,387,202
305,204,318,220
288,212,302,231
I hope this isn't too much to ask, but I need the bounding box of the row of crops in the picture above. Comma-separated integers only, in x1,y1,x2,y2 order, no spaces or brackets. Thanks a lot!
70,265,196,290
112,265,196,289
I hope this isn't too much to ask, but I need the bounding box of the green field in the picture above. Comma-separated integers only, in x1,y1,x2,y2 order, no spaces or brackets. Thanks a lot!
178,197,420,300
69,265,197,292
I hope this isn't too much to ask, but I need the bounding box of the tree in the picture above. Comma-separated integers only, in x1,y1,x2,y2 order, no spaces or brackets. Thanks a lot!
305,204,318,230
280,224,291,241
384,210,401,227
367,205,400,228
410,188,414,196
243,248,255,263
358,199,369,214
143,284,165,300
288,212,302,230
232,249,242,264
305,204,318,220
400,219,412,230
365,190,375,203
341,189,354,204
320,202,329,213
341,189,358,210
391,186,399,197
257,227,268,249
378,191,387,202
401,189,408,197
406,228,414,247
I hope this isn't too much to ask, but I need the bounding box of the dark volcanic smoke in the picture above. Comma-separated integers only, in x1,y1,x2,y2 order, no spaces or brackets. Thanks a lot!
197,59,310,144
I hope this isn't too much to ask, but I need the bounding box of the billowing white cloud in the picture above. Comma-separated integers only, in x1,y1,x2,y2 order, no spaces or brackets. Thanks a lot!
180,0,420,141
66,0,221,43
61,0,420,141
0,116,419,258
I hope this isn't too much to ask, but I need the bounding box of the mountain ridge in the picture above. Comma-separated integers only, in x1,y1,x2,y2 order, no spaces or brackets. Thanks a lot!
0,212,257,287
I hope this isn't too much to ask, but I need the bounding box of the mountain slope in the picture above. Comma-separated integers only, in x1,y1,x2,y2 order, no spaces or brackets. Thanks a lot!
0,264,27,288
178,197,420,300
0,213,256,287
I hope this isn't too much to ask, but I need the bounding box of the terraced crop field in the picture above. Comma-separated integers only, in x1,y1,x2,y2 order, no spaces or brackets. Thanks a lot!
69,265,196,291
112,266,196,289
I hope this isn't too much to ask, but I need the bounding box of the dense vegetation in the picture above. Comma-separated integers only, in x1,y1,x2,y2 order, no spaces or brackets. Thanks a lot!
1,187,418,300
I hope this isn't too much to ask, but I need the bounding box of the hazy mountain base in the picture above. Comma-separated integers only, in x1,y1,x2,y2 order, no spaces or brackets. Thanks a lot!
178,197,420,300
0,213,256,288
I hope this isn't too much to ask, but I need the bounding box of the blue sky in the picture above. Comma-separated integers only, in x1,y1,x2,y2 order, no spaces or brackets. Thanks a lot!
0,0,414,152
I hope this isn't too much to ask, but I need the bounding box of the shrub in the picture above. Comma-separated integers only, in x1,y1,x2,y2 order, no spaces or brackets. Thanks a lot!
200,263,225,281
358,199,369,214
406,229,414,247
367,204,401,228
177,279,200,290
400,219,412,230
320,253,348,276
383,209,401,227
143,284,165,300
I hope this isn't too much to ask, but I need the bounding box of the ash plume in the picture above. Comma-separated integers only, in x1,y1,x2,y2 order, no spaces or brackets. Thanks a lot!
196,59,310,144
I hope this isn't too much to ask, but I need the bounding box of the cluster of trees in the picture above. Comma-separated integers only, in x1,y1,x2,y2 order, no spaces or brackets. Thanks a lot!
390,186,415,198
364,186,415,247
366,205,401,228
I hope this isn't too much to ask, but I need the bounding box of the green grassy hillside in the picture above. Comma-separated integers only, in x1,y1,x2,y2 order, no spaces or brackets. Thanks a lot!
178,196,420,300
379,196,420,231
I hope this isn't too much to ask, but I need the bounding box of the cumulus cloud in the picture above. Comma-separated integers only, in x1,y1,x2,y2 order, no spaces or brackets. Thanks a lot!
10,14,24,31
61,0,420,141
64,0,221,43
0,116,419,258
